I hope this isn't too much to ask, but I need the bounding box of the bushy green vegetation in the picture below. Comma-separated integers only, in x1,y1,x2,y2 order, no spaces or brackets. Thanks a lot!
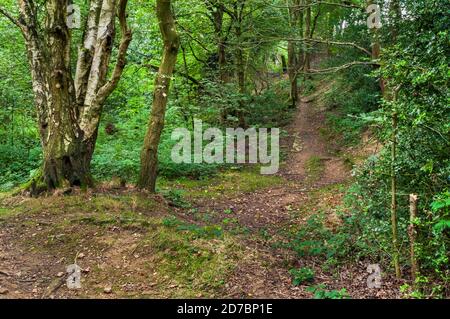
289,267,315,286
288,0,449,298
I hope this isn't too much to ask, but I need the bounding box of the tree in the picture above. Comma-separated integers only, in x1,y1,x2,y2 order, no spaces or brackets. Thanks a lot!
287,0,300,108
204,0,228,83
0,0,132,192
138,0,180,191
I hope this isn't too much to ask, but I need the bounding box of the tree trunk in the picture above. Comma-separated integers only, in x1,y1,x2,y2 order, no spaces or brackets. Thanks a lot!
138,0,180,191
287,0,299,108
38,0,91,189
391,111,401,278
367,0,384,95
288,41,297,108
304,0,311,75
233,4,247,128
14,0,131,193
206,1,229,121
212,2,227,82
409,194,419,286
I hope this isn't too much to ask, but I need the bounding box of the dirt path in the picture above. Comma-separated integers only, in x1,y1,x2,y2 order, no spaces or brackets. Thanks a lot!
192,85,348,231
209,90,351,298
0,82,400,299
282,92,348,186
191,84,400,299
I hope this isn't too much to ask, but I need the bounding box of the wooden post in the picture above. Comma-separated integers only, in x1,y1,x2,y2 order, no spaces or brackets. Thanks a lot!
409,194,419,286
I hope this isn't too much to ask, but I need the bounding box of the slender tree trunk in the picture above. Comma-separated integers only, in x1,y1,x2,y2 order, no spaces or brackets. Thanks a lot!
297,3,304,93
409,194,419,286
206,1,228,121
287,41,297,108
281,54,288,73
287,0,299,108
214,4,227,83
138,0,180,191
391,111,401,278
304,0,311,75
367,0,384,95
234,9,247,128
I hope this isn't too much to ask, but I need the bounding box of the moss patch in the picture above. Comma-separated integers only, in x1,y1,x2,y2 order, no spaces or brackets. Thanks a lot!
305,155,325,182
0,191,242,298
159,166,285,200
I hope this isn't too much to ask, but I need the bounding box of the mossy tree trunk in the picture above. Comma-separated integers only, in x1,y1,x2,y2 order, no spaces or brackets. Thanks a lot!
10,0,132,192
138,0,180,192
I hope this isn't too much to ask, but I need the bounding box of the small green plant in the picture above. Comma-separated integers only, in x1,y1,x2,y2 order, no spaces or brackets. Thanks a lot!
305,155,325,182
162,216,223,239
307,284,349,299
163,189,191,208
290,213,351,260
289,267,315,286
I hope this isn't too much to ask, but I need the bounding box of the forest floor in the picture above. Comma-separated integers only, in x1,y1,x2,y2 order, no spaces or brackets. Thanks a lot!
0,80,402,299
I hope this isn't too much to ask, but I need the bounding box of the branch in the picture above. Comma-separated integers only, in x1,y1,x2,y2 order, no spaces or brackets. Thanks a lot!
144,63,201,86
95,0,132,104
296,61,378,75
177,23,211,53
282,37,372,56
0,5,25,33
269,1,363,10
75,0,102,106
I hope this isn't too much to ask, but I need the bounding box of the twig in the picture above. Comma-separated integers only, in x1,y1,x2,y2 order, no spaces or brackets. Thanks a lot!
0,270,10,277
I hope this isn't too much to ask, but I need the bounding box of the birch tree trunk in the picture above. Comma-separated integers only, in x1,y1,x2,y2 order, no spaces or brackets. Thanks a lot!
138,0,180,191
10,0,132,192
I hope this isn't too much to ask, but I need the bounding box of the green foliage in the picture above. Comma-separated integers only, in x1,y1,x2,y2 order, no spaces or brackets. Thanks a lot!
0,0,448,298
307,284,350,299
0,144,41,191
162,216,223,240
290,213,351,262
293,0,450,298
246,82,294,128
323,68,380,146
289,267,315,286
410,192,450,296
162,189,191,209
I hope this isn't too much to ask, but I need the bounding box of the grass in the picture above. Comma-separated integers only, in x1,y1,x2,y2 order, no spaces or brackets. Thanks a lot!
305,155,325,182
0,190,242,298
159,166,286,200
146,219,240,297
0,164,282,298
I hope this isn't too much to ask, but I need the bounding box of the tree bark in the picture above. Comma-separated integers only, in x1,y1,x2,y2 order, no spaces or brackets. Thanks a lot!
206,1,227,82
231,1,247,128
287,0,300,108
409,194,419,286
391,111,401,279
13,0,132,192
367,0,384,95
304,0,311,75
138,0,180,191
